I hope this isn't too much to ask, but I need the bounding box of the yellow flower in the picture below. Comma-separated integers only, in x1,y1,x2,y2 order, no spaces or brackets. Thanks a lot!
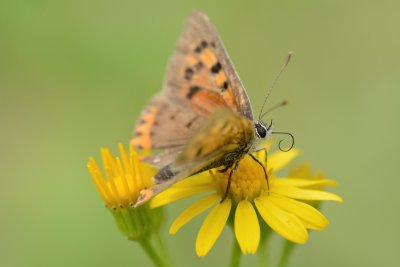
151,149,342,256
87,144,163,240
287,162,331,206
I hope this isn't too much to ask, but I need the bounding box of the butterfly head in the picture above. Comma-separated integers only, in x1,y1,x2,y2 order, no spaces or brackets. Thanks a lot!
254,120,273,139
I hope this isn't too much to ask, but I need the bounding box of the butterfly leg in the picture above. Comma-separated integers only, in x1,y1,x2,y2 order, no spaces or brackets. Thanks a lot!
220,161,240,203
248,153,269,192
253,147,268,161
218,164,232,173
251,147,269,175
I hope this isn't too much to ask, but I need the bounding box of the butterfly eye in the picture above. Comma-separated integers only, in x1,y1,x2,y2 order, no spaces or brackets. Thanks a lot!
255,123,267,138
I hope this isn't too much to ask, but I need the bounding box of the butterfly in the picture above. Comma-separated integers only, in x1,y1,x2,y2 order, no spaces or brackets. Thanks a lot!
131,11,293,207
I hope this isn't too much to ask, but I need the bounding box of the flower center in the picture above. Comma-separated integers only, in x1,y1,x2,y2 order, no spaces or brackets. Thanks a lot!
211,154,269,204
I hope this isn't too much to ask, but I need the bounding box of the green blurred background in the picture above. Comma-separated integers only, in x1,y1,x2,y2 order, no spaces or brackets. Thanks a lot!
1,0,399,266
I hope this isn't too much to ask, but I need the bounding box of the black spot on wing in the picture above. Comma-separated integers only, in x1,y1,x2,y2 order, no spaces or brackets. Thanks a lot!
221,81,229,91
185,68,194,80
186,86,200,99
194,61,204,70
194,40,208,53
185,116,199,128
211,62,222,74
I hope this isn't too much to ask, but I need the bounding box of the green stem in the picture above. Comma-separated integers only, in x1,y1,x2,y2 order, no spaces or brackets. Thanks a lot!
154,229,172,266
139,238,169,267
277,241,295,267
228,240,241,267
258,231,270,267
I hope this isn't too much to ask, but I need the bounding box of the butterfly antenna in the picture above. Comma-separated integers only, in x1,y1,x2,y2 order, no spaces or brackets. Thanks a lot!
258,51,293,121
260,100,288,119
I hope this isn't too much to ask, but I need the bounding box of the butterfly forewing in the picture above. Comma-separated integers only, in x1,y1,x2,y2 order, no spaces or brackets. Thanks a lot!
165,11,253,119
131,11,253,163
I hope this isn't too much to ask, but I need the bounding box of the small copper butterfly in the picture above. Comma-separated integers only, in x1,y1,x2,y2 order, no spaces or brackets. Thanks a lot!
131,11,293,207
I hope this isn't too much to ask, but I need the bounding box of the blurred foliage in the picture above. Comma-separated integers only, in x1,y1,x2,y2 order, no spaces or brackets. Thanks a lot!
1,0,399,266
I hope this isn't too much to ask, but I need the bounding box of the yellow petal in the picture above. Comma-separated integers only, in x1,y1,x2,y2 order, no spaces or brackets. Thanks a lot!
269,194,329,230
288,163,312,177
196,199,231,256
274,178,337,187
172,173,215,188
169,194,219,235
255,196,308,244
235,200,260,254
271,186,343,203
268,149,299,172
150,184,215,208
138,161,157,186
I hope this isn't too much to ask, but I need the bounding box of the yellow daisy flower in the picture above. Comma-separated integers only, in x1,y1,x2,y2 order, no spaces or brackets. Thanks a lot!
87,144,163,240
276,162,335,267
151,149,342,256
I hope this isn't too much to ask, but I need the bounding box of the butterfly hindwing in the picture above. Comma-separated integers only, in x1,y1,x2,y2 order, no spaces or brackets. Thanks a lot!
132,95,199,150
131,94,202,166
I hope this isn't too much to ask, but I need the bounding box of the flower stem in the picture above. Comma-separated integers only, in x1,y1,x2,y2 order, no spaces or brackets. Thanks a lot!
258,233,269,267
258,225,271,267
154,229,172,266
277,241,295,267
228,240,241,267
139,238,169,267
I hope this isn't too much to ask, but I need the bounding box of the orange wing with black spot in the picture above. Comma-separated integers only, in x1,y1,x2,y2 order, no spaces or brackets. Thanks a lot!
131,11,253,164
